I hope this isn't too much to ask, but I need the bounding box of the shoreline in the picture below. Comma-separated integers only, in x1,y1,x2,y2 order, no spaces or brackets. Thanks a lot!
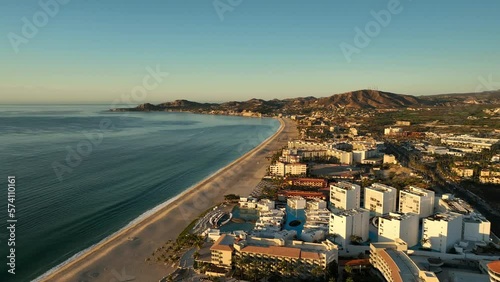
37,117,294,282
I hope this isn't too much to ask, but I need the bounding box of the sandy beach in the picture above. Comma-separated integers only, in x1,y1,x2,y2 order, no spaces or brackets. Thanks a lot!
38,117,298,282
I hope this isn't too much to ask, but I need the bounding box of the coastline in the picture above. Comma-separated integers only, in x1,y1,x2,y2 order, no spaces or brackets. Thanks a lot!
37,117,297,282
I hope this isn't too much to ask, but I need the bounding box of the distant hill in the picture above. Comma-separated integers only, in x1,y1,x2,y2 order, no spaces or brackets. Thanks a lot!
112,89,500,115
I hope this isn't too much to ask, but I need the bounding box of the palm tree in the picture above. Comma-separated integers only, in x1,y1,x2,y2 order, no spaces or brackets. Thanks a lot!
344,264,353,275
421,237,430,248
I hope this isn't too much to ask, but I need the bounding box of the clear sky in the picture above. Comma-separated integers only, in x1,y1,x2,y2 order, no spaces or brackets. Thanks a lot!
1,0,499,104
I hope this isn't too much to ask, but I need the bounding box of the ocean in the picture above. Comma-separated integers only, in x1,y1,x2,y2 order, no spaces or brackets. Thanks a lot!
0,105,279,281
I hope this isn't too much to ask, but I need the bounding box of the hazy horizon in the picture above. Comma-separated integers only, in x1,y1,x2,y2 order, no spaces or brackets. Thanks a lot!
2,0,500,104
1,87,499,105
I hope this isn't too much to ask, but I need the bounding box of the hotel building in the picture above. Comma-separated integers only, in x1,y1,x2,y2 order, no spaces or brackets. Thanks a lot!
329,208,370,246
399,186,435,219
422,212,463,253
463,213,491,242
378,212,419,247
441,135,499,152
269,162,307,177
288,196,307,209
210,234,235,268
364,183,397,216
370,241,439,282
330,182,360,210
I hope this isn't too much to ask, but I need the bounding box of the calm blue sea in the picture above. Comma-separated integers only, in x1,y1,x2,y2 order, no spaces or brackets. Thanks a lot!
0,105,279,282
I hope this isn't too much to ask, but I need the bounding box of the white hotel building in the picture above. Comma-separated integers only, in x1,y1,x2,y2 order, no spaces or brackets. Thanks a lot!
399,186,435,219
330,182,360,210
463,213,491,242
329,208,370,246
422,212,463,253
364,183,397,216
378,212,419,247
269,161,307,177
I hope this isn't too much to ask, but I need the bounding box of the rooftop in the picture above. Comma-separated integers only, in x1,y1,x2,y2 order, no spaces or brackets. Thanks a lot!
331,181,359,191
381,212,416,221
425,212,462,222
488,260,500,274
367,183,397,193
401,186,433,197
331,208,369,217
210,234,235,252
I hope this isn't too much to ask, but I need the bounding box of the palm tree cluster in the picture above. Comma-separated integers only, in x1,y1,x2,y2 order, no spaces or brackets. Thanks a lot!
146,234,205,265
232,254,337,282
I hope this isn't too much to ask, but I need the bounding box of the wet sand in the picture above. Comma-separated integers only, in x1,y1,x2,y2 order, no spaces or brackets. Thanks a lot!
39,117,298,282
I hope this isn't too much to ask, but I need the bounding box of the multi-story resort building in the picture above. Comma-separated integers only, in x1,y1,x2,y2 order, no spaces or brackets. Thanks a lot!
269,161,307,177
330,181,361,210
304,208,330,231
287,178,329,188
329,208,370,247
437,194,491,242
210,234,235,268
378,212,419,247
364,183,397,216
240,197,276,211
210,234,338,276
370,240,439,282
422,212,463,253
399,186,435,219
255,209,285,232
306,199,327,210
438,194,474,214
441,135,499,152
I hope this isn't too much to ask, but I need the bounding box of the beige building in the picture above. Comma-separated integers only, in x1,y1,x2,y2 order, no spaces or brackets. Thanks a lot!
232,235,338,275
452,167,474,178
210,234,235,268
288,196,307,209
370,240,439,282
329,208,370,246
269,162,307,177
330,181,361,210
441,135,499,152
463,213,491,242
364,183,397,216
399,186,435,219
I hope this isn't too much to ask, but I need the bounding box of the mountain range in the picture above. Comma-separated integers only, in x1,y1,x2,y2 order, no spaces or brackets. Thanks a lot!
112,89,500,115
